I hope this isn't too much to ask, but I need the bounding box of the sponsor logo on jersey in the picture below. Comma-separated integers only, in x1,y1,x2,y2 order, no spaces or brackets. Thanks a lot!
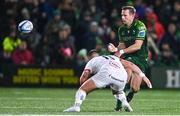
133,30,136,34
145,58,148,61
138,30,145,37
123,36,136,41
127,57,132,60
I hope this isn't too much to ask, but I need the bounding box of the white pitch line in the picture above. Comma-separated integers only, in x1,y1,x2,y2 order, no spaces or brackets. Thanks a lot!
0,97,166,100
0,97,65,100
0,106,56,109
0,97,180,102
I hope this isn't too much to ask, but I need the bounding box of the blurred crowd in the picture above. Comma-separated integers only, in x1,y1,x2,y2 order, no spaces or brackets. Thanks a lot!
0,0,180,68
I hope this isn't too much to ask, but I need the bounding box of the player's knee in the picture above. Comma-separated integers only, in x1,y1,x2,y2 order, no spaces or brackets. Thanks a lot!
112,90,122,95
131,79,141,92
132,87,140,93
112,90,118,95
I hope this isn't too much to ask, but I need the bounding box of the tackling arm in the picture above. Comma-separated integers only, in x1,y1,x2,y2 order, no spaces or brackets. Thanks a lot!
80,69,91,85
121,59,142,74
121,59,152,88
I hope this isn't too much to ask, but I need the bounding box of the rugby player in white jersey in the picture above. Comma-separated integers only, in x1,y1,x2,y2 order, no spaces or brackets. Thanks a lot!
86,49,152,90
63,50,152,112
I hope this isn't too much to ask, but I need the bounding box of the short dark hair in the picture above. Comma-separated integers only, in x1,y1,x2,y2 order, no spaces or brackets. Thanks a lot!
88,49,99,56
122,6,136,14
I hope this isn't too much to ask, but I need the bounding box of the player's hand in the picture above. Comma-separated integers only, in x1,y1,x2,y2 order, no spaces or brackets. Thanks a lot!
108,43,118,52
143,76,152,89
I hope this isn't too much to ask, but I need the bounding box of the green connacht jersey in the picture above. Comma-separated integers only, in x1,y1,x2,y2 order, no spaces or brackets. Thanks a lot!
118,20,148,72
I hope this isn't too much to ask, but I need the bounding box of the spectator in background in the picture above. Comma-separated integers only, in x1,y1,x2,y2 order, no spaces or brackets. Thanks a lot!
108,31,119,47
95,38,109,55
19,29,42,64
17,0,39,23
84,0,103,22
12,40,34,65
76,49,88,76
40,9,66,65
2,0,18,37
171,1,180,26
109,7,119,27
155,42,179,67
152,0,168,25
38,35,51,66
134,0,146,21
38,0,54,21
111,16,123,34
36,0,51,34
0,36,4,78
51,25,75,65
3,29,21,63
58,0,77,30
158,22,180,59
97,15,112,45
146,11,165,43
81,21,99,51
63,23,76,43
75,10,92,51
44,9,65,38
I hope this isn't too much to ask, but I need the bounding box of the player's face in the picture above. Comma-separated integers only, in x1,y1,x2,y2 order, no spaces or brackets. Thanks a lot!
121,10,135,26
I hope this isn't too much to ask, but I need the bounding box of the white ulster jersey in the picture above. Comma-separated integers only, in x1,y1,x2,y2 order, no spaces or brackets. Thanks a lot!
84,55,125,75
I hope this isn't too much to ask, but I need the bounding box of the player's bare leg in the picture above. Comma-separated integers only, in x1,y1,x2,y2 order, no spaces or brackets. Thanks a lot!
114,68,132,111
63,79,97,112
126,73,142,102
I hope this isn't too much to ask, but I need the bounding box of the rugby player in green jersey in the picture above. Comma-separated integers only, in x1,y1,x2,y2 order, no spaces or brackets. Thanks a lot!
108,6,149,111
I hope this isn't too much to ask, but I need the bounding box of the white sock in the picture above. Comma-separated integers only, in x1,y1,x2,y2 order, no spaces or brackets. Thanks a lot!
74,89,86,107
114,91,127,104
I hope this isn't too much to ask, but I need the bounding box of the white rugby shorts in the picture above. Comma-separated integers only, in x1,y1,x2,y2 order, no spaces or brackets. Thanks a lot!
91,64,127,91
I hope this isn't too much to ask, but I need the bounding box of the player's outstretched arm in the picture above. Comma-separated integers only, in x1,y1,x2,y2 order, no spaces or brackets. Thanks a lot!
121,59,142,74
80,69,91,85
121,59,152,88
142,75,152,88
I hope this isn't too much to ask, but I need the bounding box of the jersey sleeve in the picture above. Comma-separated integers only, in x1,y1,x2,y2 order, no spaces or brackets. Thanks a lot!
135,23,147,40
84,57,97,73
84,60,93,73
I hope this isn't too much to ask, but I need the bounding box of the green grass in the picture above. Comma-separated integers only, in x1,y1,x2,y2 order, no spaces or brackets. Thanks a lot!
0,88,180,115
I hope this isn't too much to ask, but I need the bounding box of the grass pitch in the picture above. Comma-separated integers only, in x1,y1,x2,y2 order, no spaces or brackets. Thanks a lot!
0,88,180,115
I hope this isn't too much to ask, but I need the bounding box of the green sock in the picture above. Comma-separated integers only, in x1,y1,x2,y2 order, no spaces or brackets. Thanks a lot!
126,88,135,102
115,99,122,111
124,84,130,92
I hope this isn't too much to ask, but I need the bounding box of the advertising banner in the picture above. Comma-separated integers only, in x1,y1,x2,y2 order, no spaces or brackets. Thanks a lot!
0,64,80,87
151,67,180,88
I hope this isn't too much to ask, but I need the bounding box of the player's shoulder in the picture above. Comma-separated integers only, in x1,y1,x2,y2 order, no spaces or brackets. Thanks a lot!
118,24,127,33
119,24,128,29
134,19,145,26
134,20,146,30
90,56,103,62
